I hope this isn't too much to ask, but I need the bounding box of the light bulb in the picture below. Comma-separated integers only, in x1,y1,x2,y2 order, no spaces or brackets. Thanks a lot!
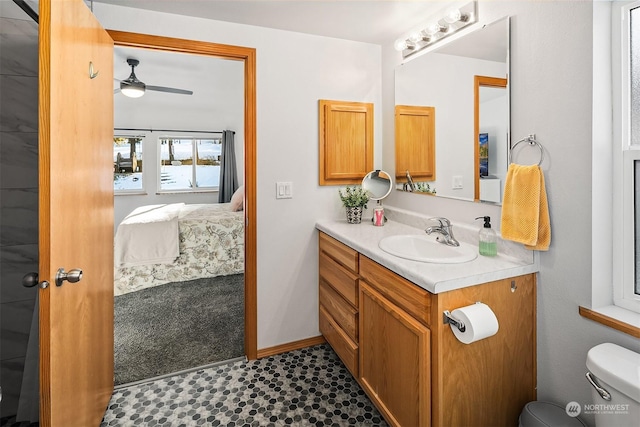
394,39,409,51
444,9,462,24
424,23,443,36
409,31,424,43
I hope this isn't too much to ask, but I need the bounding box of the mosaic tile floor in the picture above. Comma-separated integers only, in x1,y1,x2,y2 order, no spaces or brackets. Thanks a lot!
101,344,388,426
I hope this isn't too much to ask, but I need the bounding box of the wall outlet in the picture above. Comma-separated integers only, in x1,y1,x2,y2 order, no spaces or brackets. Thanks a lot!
452,176,463,189
276,182,293,199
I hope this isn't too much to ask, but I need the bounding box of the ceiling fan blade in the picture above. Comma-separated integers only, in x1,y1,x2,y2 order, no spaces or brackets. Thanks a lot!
146,85,193,95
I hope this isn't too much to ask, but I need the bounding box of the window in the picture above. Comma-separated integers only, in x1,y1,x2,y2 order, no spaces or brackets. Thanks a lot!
113,136,143,192
158,137,221,191
615,2,640,313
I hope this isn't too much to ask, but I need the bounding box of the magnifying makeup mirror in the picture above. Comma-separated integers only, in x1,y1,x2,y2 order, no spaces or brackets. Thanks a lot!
362,170,393,200
362,170,392,226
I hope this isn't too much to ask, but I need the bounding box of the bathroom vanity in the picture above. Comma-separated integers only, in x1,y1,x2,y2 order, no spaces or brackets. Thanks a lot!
317,218,538,427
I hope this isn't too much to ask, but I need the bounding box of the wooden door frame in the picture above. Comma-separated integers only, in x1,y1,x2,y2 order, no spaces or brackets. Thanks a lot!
107,30,257,360
473,75,508,202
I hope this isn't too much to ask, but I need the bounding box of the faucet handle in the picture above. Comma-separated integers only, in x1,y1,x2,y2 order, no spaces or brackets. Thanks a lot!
428,217,451,227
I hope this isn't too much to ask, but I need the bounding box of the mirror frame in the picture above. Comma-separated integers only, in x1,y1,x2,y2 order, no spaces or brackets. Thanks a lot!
362,170,393,201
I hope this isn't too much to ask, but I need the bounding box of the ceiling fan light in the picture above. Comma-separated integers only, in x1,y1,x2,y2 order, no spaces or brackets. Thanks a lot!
120,81,146,98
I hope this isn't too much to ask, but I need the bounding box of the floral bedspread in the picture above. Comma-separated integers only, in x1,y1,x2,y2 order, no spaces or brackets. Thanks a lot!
114,204,244,295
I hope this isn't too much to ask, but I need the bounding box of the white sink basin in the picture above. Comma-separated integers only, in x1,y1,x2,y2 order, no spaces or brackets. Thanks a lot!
379,234,478,264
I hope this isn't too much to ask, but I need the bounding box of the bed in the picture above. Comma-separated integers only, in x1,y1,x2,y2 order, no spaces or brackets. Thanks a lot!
114,203,244,296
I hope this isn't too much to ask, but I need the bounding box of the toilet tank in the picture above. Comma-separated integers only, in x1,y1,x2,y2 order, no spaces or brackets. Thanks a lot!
586,343,640,426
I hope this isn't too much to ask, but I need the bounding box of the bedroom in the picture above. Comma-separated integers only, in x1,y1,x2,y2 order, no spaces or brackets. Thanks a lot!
111,44,247,385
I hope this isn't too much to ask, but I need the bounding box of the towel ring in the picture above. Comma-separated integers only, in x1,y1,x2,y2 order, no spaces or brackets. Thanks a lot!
510,135,544,166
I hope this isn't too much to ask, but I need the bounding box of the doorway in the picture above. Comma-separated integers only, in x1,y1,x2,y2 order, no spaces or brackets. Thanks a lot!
111,44,248,385
108,31,258,380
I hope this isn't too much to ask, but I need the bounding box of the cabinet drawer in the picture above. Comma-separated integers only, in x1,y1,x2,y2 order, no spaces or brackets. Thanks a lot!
360,256,432,327
319,232,359,273
320,305,358,377
320,252,358,307
320,279,358,342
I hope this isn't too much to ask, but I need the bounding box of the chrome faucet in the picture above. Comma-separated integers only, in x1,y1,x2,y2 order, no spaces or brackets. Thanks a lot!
425,217,460,247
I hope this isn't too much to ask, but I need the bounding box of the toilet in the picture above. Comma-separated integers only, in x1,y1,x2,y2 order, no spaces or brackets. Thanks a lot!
586,342,640,426
520,343,640,427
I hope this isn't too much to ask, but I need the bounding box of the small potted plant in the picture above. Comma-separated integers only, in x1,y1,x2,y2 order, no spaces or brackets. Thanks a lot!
339,186,369,224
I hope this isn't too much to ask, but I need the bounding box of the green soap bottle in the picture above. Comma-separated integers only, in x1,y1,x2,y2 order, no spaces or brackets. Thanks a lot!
476,216,497,257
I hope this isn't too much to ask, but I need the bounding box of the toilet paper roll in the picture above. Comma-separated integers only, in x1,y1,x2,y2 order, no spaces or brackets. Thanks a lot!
449,302,499,344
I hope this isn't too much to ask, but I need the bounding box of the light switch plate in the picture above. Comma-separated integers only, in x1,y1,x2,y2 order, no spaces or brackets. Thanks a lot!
276,182,293,199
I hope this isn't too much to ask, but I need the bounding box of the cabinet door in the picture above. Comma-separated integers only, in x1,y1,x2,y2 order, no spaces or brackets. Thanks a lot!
359,281,431,427
319,99,373,185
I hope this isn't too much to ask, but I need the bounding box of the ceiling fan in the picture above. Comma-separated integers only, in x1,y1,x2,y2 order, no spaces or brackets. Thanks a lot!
114,58,194,98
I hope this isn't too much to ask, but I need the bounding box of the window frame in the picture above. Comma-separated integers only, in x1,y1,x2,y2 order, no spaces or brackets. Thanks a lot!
113,134,145,195
613,1,640,313
156,135,222,194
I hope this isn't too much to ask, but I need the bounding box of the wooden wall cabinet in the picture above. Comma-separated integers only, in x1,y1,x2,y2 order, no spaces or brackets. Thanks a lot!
319,99,373,186
395,105,435,182
318,231,536,427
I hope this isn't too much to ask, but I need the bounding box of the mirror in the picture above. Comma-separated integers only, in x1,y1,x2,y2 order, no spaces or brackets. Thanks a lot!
394,17,510,204
362,170,393,200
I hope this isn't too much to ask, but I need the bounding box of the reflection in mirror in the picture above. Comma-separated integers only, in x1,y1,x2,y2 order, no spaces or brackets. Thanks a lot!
394,16,510,204
475,76,508,203
362,170,393,201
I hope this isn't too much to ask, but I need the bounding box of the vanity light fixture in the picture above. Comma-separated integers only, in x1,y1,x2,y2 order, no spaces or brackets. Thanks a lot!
395,0,477,59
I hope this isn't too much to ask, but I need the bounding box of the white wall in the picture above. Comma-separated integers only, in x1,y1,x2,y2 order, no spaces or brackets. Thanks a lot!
384,1,640,424
94,3,382,350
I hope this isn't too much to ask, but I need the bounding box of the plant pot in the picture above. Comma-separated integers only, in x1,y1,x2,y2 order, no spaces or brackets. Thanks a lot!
345,206,364,224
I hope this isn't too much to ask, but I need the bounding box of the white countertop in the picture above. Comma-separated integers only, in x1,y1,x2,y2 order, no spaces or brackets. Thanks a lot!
316,218,539,294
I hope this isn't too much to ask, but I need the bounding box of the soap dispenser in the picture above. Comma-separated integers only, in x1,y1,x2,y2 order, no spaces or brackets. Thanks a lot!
476,216,497,257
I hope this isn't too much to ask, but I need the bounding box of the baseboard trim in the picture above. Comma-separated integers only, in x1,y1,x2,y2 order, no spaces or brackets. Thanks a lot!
257,335,326,359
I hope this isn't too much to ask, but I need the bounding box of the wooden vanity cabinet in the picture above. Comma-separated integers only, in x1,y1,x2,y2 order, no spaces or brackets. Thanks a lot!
318,231,536,427
318,233,360,377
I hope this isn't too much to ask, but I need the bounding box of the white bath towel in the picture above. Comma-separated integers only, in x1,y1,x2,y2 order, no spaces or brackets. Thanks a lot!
114,203,184,267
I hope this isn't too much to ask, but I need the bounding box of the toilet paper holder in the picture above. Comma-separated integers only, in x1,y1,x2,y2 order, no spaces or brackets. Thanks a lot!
443,310,466,333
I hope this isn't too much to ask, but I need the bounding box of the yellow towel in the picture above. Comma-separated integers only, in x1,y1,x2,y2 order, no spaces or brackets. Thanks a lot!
500,164,551,251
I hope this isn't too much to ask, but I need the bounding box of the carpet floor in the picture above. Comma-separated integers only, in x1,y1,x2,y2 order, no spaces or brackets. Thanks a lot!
102,344,388,427
114,274,244,385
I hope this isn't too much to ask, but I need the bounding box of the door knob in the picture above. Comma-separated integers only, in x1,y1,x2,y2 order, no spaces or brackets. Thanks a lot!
22,272,49,289
55,268,83,287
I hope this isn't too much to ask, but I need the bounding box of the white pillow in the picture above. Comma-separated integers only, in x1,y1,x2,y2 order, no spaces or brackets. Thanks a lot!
230,185,244,211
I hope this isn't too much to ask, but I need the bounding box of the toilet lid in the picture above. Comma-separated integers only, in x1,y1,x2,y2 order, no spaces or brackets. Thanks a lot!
519,402,587,427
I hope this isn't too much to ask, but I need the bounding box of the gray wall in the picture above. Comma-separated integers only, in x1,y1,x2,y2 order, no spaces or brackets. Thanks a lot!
0,1,39,420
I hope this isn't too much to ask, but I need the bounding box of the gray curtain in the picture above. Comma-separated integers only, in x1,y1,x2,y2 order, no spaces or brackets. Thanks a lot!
218,130,238,203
